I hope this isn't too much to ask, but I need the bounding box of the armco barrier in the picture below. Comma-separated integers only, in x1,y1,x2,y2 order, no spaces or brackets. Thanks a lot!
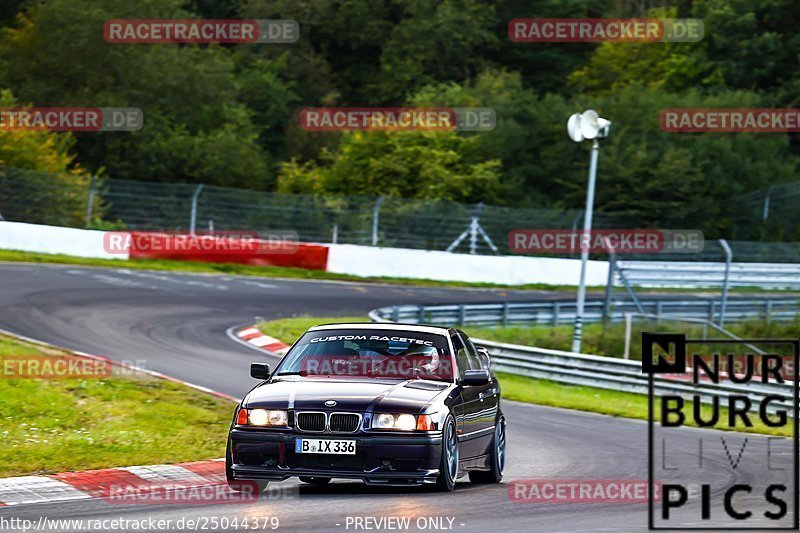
617,260,800,289
477,339,793,414
370,307,795,412
127,232,329,270
369,298,800,327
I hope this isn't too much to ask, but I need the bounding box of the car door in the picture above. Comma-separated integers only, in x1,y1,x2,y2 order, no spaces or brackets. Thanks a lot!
467,335,500,456
453,330,494,459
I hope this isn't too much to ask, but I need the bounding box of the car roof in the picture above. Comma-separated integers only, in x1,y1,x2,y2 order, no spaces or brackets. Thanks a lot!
308,322,451,335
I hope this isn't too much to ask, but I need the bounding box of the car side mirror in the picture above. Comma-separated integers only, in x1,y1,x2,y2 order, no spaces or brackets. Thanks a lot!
461,369,490,386
476,346,490,362
250,363,270,380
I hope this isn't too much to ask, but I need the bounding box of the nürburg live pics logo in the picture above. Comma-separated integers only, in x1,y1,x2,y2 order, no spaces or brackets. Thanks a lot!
643,332,799,530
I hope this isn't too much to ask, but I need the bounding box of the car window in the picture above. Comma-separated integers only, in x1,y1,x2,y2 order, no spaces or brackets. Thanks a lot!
450,331,471,380
459,331,490,371
457,330,482,371
278,329,454,381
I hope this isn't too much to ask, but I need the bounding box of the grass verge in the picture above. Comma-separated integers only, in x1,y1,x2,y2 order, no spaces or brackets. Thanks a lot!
257,316,366,342
466,318,800,360
497,372,790,437
0,334,234,477
257,317,791,438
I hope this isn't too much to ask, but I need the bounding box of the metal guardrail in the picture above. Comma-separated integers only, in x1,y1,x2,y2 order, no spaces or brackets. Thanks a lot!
617,260,800,290
369,308,795,411
477,338,792,413
369,300,798,412
369,298,800,328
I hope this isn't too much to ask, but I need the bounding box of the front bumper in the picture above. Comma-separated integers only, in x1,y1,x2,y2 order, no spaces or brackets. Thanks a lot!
229,428,443,486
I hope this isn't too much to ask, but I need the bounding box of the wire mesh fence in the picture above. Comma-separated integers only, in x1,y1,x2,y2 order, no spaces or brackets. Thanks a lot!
3,165,800,262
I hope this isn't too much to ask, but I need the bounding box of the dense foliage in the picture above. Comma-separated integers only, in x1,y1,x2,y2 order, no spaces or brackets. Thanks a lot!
1,0,799,238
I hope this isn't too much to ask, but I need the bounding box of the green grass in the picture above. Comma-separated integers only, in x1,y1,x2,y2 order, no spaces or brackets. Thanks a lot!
0,249,602,291
465,317,800,360
257,315,366,343
497,372,791,437
256,317,793,438
0,334,235,477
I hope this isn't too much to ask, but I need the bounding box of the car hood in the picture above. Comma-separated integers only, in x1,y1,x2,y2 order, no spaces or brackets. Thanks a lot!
245,377,452,413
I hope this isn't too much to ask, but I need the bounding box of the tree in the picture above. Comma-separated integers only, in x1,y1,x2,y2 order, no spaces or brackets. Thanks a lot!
277,130,502,203
0,0,273,187
0,89,94,226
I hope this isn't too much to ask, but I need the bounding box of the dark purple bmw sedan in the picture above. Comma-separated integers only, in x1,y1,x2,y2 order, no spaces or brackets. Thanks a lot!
226,323,506,492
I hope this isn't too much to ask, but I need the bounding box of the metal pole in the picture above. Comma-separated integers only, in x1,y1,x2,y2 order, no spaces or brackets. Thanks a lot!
85,176,96,227
719,238,732,326
571,139,599,353
623,312,632,359
372,195,384,246
332,224,338,244
189,184,204,235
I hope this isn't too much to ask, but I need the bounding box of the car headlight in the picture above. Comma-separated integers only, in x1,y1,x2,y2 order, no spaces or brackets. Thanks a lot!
395,413,416,431
374,413,396,429
372,413,435,431
267,409,288,426
237,408,288,427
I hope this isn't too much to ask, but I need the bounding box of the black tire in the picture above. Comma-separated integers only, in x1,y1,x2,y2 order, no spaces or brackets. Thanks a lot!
434,415,459,492
299,476,332,485
225,439,269,494
469,416,505,484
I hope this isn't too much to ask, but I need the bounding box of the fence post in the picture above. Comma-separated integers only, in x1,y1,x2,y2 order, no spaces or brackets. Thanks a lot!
766,300,773,325
553,302,560,326
418,305,425,323
85,176,96,227
332,224,338,244
719,239,732,326
189,184,204,235
391,306,399,322
458,305,466,326
372,195,385,246
602,247,615,321
502,302,509,327
762,185,773,221
623,313,632,359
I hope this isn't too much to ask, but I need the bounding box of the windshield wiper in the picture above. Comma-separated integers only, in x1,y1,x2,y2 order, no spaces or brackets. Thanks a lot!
275,371,305,376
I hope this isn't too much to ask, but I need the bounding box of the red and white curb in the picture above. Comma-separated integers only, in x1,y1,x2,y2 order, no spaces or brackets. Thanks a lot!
236,326,290,356
0,460,225,506
0,329,242,506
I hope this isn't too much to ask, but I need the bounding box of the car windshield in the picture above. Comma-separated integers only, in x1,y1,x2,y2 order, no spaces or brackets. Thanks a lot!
276,328,453,382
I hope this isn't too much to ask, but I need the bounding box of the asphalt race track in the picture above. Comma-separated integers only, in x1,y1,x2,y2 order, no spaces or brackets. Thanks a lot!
0,263,793,532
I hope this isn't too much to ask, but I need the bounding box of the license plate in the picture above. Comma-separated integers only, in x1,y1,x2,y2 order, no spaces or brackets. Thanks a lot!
295,438,356,455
